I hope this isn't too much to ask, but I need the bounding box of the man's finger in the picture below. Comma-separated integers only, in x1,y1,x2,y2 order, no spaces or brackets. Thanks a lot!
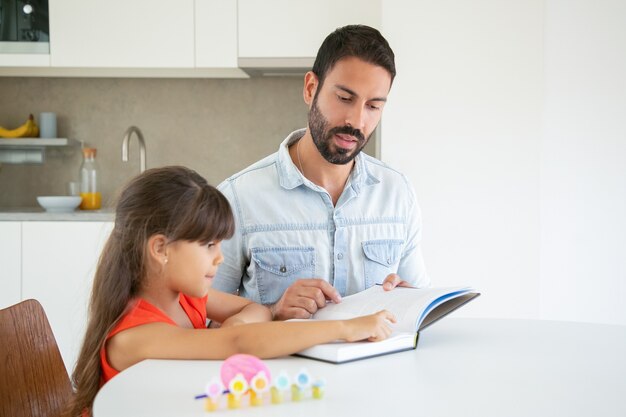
382,273,402,290
297,278,342,303
297,286,328,308
287,306,314,320
294,296,319,315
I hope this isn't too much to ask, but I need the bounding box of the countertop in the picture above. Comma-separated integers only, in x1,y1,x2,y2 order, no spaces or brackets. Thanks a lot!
0,207,114,221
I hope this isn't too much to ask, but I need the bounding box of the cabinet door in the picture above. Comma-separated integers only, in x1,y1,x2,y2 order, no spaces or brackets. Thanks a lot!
49,0,194,68
0,222,21,309
238,0,381,58
195,0,238,68
0,54,50,67
22,221,113,372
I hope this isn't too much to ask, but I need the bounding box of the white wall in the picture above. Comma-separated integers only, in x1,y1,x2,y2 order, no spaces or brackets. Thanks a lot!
381,0,626,324
540,0,626,325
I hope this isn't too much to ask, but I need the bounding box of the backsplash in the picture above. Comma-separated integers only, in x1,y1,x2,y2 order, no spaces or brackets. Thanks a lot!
0,76,378,208
0,76,309,207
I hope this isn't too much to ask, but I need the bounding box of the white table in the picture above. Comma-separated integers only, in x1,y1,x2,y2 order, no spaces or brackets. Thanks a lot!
93,318,626,417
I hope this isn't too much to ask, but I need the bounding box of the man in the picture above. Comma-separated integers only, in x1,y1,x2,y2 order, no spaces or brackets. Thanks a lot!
213,25,430,320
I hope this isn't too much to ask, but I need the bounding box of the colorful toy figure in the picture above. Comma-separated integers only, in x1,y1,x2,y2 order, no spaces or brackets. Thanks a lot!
203,378,224,411
195,354,325,411
249,371,270,406
312,379,326,399
271,371,291,404
291,368,312,402
227,373,248,409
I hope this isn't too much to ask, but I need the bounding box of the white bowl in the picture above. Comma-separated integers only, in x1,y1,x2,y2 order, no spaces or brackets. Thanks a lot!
37,196,82,213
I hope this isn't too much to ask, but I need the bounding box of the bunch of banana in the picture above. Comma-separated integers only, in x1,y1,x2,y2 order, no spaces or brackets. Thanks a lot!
0,114,40,138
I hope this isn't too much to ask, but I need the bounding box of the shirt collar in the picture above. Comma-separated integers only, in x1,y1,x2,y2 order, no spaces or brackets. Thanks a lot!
276,128,380,191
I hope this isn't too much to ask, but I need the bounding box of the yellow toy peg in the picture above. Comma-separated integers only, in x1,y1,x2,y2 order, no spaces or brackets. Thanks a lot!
250,371,270,406
312,379,326,399
227,373,248,409
271,371,291,404
204,398,219,412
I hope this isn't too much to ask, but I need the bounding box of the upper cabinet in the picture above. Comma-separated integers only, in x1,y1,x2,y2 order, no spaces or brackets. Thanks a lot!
1,0,244,76
1,0,383,76
237,0,381,62
49,0,195,68
195,0,238,68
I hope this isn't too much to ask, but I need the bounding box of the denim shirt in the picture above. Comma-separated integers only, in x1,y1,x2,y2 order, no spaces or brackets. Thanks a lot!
213,129,430,305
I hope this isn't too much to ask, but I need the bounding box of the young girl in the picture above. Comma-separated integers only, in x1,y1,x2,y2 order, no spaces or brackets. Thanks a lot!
70,166,394,416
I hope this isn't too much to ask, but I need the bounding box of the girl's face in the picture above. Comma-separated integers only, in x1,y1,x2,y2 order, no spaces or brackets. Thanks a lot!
164,240,224,298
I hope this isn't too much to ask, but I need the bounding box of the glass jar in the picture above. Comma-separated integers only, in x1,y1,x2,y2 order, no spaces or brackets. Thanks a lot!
79,147,101,210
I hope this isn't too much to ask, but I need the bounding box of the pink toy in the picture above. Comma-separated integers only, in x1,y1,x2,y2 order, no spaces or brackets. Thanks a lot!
220,354,272,386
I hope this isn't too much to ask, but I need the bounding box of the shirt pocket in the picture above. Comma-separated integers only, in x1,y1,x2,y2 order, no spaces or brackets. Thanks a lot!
251,247,315,305
362,239,404,287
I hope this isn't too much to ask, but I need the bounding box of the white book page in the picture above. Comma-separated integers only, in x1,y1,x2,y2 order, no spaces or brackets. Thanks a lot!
312,286,470,333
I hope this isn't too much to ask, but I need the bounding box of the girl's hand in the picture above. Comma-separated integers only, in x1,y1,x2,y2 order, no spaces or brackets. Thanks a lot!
343,310,396,342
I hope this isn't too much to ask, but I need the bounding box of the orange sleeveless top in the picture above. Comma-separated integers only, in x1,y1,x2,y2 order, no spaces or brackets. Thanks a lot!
100,293,208,384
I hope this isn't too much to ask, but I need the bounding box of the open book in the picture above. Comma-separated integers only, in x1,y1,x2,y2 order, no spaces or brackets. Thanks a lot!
295,285,480,363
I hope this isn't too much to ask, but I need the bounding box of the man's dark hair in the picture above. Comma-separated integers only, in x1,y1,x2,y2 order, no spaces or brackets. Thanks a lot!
311,24,396,87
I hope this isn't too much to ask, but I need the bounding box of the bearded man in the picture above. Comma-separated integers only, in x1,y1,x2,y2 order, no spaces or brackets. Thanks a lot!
213,25,430,320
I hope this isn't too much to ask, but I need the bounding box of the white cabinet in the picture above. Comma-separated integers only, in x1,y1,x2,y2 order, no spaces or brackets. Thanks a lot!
237,0,381,59
0,222,21,309
21,221,113,372
5,0,380,74
195,0,238,68
49,0,195,68
0,53,49,67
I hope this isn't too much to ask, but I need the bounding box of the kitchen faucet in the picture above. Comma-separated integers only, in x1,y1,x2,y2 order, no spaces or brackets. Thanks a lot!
121,126,147,173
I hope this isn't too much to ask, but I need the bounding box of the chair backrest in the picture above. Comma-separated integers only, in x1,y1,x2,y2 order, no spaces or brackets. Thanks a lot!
0,299,73,417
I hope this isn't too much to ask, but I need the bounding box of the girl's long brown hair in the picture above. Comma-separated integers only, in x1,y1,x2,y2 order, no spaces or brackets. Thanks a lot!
67,166,234,416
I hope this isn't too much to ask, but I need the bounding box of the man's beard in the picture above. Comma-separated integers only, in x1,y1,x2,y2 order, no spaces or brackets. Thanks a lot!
308,94,369,165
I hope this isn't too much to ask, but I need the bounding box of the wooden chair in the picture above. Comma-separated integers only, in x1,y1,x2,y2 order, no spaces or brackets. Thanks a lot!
0,299,73,417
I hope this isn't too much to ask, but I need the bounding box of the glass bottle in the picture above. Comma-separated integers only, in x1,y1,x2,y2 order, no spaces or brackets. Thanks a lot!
79,147,101,210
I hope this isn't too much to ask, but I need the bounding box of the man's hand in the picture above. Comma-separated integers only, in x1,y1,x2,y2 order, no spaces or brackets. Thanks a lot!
382,273,413,291
270,278,341,320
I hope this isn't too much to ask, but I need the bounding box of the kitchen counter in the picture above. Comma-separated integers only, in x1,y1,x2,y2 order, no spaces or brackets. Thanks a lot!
0,207,115,221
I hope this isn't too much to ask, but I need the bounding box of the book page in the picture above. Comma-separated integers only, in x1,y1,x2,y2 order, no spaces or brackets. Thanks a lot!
311,285,470,332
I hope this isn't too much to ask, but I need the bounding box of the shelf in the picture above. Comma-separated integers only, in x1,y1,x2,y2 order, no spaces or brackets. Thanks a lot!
0,138,78,148
0,138,80,164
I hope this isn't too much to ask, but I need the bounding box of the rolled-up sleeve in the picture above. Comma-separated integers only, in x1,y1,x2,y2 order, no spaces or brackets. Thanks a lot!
396,179,430,288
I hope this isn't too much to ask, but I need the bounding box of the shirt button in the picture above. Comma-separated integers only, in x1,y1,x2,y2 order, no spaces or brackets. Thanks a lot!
280,266,287,273
337,253,344,260
387,258,392,264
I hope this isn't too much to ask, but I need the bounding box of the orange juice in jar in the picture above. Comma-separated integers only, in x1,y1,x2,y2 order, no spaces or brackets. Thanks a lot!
80,192,102,210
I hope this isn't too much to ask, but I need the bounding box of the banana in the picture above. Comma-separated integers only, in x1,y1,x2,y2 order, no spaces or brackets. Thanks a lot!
0,114,39,138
